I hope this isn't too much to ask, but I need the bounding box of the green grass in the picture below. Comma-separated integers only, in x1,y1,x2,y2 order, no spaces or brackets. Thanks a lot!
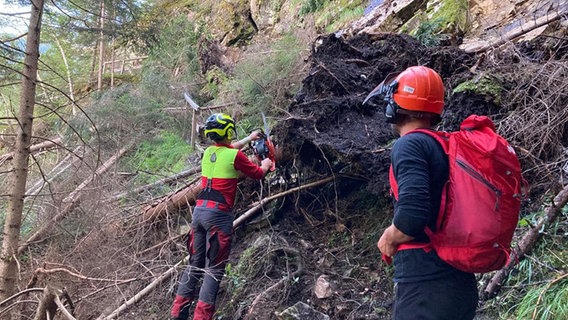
483,204,568,319
515,276,568,320
217,33,305,124
413,19,444,47
127,131,191,184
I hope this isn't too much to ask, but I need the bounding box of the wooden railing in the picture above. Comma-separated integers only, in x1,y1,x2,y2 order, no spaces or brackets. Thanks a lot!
102,56,147,75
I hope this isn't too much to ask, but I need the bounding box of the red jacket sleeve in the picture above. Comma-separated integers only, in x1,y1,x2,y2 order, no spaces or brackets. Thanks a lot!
234,150,265,180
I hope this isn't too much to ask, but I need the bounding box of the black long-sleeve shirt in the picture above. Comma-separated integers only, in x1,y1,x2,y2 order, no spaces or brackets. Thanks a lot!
390,131,470,283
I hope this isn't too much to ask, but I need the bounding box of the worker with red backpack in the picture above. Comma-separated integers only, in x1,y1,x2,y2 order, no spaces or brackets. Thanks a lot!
363,66,524,319
170,113,273,320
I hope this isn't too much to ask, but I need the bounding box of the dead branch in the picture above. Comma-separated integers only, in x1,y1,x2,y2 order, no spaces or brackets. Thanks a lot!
533,273,568,318
138,234,184,256
54,294,76,320
32,267,136,283
25,146,84,197
233,176,334,227
95,257,188,320
29,286,76,320
483,183,568,299
32,287,57,320
106,166,201,203
18,143,134,254
0,137,62,165
0,288,44,310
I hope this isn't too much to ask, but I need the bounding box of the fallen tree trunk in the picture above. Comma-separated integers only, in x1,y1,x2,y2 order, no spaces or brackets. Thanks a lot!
0,137,62,165
463,9,565,53
18,143,134,255
141,178,202,222
106,166,200,203
483,183,568,298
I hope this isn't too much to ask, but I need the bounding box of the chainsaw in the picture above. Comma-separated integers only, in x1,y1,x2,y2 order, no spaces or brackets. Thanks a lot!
250,112,276,172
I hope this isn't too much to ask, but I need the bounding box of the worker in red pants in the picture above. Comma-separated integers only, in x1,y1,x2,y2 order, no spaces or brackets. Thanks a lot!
171,113,272,320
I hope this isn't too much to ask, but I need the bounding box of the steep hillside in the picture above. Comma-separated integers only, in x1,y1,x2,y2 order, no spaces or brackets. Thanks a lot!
1,1,566,320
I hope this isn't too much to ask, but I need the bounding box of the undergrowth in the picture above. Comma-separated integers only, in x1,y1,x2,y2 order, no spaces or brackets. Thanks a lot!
216,33,306,127
127,131,191,184
482,204,568,320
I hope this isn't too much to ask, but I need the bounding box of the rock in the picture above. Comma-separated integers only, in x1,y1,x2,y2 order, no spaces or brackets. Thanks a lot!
314,275,333,299
276,301,330,320
250,0,287,31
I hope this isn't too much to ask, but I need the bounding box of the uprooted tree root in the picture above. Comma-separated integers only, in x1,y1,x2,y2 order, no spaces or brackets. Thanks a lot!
493,45,568,196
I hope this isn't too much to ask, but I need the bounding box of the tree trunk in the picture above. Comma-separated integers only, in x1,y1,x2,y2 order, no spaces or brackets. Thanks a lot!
32,287,57,320
54,37,77,115
96,0,105,90
0,0,45,303
141,181,202,222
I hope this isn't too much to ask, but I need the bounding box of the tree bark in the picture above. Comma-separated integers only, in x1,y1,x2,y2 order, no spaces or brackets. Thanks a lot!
0,137,61,164
54,37,77,115
141,180,202,222
463,10,565,53
96,0,105,90
0,0,45,303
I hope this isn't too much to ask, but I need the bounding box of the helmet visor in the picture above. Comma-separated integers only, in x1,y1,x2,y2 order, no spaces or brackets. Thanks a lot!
362,72,399,105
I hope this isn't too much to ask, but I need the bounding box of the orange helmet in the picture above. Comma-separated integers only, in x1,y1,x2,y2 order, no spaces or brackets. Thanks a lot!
363,66,445,123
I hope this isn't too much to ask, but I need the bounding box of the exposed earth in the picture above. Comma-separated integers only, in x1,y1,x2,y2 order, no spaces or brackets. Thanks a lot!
199,32,567,319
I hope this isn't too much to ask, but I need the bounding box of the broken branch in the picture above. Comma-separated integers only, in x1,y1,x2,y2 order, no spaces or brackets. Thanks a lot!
233,176,335,227
18,143,134,254
483,183,568,298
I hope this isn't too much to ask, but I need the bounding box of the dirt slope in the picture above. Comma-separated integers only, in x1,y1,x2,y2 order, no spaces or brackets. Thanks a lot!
209,31,567,319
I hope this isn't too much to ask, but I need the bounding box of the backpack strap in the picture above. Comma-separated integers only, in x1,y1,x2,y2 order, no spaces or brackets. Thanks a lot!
382,242,433,265
409,128,450,154
382,129,450,265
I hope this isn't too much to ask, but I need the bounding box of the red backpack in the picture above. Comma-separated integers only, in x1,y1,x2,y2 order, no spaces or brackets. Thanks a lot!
389,115,527,273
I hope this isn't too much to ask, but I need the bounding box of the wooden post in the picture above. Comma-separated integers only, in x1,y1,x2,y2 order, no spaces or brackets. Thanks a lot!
190,108,197,149
184,92,201,150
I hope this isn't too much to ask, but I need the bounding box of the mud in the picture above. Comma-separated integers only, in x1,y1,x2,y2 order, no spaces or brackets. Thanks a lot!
214,32,568,319
273,33,479,196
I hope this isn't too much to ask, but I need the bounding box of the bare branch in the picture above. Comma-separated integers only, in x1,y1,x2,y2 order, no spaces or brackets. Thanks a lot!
0,33,28,42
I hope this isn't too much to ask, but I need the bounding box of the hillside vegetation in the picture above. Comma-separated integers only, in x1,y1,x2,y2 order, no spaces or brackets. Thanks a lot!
0,0,567,319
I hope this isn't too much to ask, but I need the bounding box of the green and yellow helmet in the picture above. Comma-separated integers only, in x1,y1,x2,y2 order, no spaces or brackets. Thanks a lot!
204,113,236,141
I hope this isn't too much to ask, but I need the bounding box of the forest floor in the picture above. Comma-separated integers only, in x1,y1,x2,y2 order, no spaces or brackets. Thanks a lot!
193,32,567,319
9,27,567,320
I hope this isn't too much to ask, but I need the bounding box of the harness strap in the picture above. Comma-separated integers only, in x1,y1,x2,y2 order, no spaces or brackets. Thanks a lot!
382,242,433,265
